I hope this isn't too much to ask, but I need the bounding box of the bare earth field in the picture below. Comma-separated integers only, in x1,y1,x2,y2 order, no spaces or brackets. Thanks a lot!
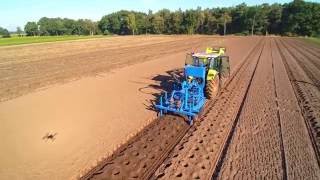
0,35,319,180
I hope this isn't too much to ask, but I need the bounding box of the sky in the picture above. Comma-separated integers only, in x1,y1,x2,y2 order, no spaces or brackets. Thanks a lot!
0,0,319,31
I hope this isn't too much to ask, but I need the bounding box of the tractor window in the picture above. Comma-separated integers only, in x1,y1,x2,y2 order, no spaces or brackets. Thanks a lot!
185,55,207,67
209,58,219,69
197,58,207,66
194,57,200,66
209,58,214,68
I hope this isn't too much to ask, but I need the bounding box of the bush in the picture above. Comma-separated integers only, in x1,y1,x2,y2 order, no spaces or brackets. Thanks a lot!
283,32,297,37
0,27,11,38
234,31,249,36
234,32,246,36
2,33,11,38
103,30,111,35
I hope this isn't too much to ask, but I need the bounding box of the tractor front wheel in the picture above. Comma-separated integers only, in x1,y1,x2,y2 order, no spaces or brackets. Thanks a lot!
206,76,220,99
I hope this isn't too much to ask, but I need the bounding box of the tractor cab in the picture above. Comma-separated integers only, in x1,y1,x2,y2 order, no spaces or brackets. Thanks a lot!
186,52,219,69
185,51,230,78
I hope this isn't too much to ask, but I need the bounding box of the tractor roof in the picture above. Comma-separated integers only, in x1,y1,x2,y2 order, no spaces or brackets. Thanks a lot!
192,52,219,58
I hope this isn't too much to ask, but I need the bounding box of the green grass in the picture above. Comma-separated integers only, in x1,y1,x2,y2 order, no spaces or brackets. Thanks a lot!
0,35,105,46
303,37,320,47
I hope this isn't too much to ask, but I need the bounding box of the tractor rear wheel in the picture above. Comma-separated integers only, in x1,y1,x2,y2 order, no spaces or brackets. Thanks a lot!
206,76,220,99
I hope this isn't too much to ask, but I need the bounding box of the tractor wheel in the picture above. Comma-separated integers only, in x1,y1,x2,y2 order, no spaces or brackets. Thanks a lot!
206,76,220,99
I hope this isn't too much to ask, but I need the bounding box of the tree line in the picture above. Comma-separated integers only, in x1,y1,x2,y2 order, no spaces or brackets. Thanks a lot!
24,17,99,36
98,0,319,36
0,0,318,38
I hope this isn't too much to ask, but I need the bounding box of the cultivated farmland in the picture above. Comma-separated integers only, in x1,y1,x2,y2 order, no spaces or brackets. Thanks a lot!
0,35,319,180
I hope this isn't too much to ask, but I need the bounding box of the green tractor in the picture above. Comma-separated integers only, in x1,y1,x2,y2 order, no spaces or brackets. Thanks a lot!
185,47,230,99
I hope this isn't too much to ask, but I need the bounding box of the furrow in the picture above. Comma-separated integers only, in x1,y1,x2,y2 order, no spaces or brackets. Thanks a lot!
215,38,284,179
81,116,189,180
275,38,320,177
151,39,265,180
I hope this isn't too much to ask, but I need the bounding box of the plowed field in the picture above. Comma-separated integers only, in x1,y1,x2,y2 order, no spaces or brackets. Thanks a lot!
0,36,319,180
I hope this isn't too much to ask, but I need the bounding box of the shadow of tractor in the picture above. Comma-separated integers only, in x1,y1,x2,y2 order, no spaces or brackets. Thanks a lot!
137,68,184,112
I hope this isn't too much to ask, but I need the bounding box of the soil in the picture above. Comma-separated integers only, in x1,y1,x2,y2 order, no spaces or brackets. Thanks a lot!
1,35,319,180
152,37,320,180
0,35,258,180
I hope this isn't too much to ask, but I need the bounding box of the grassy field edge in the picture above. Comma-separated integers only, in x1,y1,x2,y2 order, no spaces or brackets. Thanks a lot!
302,37,320,47
0,35,106,46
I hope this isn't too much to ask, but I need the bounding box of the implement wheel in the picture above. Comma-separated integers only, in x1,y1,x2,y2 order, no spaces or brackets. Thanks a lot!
206,76,220,99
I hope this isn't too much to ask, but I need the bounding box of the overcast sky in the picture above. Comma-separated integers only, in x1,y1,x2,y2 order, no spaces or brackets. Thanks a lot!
1,0,319,31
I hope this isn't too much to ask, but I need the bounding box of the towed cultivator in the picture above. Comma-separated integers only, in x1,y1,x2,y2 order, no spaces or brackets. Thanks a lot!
156,47,230,125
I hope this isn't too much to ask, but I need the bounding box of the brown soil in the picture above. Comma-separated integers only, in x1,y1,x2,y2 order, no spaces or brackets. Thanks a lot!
0,35,259,180
215,38,320,179
151,37,320,179
0,35,249,102
1,36,319,180
82,116,189,180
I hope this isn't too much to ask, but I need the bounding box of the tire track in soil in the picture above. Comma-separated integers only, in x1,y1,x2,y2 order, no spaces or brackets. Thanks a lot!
81,38,263,180
151,39,265,180
279,39,320,90
81,116,189,180
270,39,287,180
214,39,285,179
275,38,320,177
276,38,320,154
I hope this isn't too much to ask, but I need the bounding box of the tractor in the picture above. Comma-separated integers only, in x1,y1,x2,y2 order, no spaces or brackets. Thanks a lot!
155,47,230,125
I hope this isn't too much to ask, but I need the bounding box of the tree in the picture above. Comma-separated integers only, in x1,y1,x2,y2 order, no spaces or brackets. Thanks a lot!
95,1,318,36
311,2,320,36
128,13,137,35
281,0,317,36
254,4,271,35
183,9,198,34
24,22,38,36
98,10,142,35
230,3,248,34
21,1,317,37
38,17,67,36
268,4,282,34
0,27,10,38
63,18,77,35
145,10,153,34
195,7,206,34
170,9,183,34
151,14,165,34
245,6,258,35
134,12,147,34
203,9,218,34
16,27,23,37
80,19,97,35
218,9,232,35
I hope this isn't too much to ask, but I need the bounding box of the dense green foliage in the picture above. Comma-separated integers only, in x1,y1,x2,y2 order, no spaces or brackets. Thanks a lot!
0,27,11,38
24,18,99,36
24,22,38,36
281,0,320,36
12,0,319,37
98,0,319,36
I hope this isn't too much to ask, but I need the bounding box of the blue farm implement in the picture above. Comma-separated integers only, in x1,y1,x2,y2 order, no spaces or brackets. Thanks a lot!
156,47,230,125
156,66,207,125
